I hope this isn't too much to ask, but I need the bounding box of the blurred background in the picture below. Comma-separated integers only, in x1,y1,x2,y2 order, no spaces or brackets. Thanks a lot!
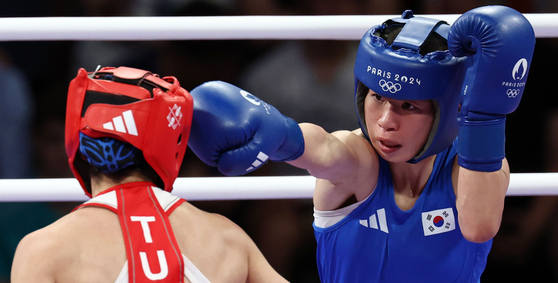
1,0,557,282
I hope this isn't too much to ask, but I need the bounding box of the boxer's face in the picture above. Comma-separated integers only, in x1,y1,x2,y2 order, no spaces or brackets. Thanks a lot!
364,89,434,163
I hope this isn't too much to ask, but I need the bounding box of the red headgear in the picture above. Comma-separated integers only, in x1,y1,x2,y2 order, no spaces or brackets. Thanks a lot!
65,66,193,197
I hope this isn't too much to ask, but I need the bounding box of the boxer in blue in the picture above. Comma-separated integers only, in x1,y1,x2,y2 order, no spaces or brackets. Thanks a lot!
187,6,535,282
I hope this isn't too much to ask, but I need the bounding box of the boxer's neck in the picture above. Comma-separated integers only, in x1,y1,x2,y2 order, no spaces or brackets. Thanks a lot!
90,171,150,197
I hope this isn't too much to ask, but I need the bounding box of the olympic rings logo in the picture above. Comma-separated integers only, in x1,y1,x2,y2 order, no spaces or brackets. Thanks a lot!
379,79,402,93
240,90,261,106
506,89,520,98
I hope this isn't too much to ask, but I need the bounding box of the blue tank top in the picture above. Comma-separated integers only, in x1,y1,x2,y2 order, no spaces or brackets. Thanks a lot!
313,145,491,283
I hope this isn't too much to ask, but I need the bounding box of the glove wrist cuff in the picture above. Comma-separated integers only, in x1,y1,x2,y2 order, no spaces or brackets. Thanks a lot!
457,117,506,172
270,117,305,162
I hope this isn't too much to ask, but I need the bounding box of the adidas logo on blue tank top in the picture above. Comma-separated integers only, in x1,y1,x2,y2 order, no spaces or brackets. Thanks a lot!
359,208,389,233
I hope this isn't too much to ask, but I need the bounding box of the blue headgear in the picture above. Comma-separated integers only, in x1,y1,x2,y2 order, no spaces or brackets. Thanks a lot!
354,10,465,163
79,132,144,173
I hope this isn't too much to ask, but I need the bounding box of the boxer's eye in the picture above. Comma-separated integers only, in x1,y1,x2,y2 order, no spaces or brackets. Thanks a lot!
402,102,417,110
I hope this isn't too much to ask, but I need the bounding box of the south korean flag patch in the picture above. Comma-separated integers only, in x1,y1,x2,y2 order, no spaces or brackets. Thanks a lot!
421,208,455,236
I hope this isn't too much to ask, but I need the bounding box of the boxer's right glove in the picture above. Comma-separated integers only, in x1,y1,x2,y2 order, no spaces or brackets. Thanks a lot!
188,81,304,176
448,6,535,171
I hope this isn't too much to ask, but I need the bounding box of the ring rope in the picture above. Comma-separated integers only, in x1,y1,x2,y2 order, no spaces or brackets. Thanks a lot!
0,173,556,202
0,14,556,41
1,14,556,201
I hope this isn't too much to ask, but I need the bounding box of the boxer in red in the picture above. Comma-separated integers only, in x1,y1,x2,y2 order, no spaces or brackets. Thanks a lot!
11,66,288,283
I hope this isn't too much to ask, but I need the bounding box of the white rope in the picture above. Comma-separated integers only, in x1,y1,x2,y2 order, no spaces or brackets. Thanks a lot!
0,13,556,41
0,173,556,202
0,14,556,201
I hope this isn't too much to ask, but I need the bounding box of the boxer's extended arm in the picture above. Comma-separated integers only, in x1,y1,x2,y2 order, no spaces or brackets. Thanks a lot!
288,125,379,211
287,124,360,181
188,81,377,210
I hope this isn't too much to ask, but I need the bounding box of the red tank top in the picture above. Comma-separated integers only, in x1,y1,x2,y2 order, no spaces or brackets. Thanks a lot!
74,182,186,283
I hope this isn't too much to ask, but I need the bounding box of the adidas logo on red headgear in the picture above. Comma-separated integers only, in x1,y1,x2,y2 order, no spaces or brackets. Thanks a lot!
102,110,138,136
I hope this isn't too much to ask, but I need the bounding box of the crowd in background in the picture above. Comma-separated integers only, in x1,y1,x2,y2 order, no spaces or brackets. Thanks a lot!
1,0,558,282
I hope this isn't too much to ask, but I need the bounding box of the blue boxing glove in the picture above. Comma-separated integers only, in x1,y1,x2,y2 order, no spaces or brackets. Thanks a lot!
187,81,304,176
448,5,535,171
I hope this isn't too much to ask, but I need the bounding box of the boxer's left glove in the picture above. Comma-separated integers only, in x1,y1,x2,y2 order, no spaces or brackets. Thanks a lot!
448,5,535,171
188,81,304,176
